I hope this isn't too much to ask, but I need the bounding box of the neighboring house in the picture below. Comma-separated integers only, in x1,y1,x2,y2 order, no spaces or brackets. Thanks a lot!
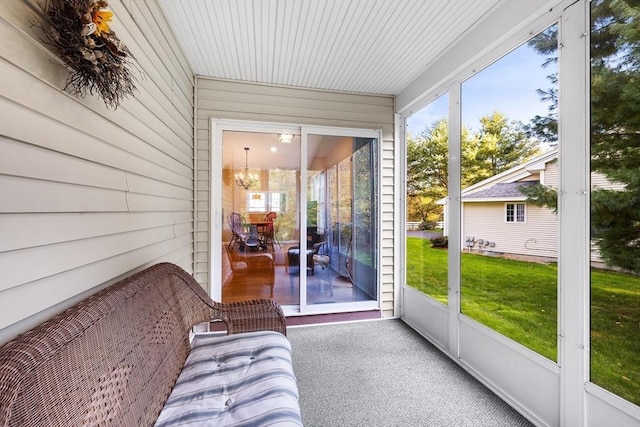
440,148,623,263
460,149,559,260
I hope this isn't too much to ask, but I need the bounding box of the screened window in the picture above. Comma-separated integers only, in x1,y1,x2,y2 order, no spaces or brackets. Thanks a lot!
589,0,640,405
404,94,449,305
460,24,558,362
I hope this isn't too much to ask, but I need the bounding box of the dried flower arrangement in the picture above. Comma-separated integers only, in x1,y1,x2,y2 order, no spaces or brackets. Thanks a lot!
32,0,138,109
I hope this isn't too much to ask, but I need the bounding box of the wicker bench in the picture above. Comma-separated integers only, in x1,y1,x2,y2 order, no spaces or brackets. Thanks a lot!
0,263,302,426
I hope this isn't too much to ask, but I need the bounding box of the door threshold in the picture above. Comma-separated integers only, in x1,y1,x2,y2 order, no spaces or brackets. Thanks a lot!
285,310,381,326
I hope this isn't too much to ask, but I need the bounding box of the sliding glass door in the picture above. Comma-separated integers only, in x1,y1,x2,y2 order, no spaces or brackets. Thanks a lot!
212,121,380,315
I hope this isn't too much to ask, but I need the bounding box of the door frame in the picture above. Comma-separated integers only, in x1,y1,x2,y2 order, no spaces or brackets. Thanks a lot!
300,126,382,315
210,119,382,316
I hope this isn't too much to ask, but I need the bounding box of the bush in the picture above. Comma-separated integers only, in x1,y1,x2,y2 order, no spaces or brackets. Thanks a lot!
430,236,448,248
420,221,436,230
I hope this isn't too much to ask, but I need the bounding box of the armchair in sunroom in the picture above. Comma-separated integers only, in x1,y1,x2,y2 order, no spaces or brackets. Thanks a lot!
287,229,328,276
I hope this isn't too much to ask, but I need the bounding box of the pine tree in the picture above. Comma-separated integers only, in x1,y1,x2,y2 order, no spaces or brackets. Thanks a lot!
524,0,640,273
589,0,640,273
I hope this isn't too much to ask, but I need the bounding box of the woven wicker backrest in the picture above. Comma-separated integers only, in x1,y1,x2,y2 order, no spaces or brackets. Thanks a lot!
0,263,217,427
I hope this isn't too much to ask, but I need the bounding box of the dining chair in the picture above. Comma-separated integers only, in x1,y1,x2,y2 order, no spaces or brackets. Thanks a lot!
228,212,247,249
262,211,280,250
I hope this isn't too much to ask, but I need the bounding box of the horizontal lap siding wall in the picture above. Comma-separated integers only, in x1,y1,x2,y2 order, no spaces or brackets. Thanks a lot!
544,159,559,187
463,202,558,258
195,78,396,316
523,159,615,262
0,0,194,343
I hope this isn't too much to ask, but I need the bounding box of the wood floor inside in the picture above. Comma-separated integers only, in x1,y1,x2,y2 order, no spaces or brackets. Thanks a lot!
222,242,375,308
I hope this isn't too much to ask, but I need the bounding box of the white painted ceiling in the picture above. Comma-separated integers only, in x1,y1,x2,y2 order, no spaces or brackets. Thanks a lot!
158,0,502,96
221,131,344,171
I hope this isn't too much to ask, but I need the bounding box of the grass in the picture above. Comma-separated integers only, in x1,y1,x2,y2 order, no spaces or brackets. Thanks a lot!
406,237,640,406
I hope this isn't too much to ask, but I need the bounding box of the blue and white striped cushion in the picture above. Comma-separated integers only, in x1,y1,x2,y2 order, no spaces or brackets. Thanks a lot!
155,331,302,427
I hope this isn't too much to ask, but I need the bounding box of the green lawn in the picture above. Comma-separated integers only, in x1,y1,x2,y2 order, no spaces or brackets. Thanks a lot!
406,237,640,406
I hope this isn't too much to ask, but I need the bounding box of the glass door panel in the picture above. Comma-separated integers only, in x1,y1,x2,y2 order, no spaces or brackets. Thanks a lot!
221,130,300,307
304,132,379,307
352,137,378,299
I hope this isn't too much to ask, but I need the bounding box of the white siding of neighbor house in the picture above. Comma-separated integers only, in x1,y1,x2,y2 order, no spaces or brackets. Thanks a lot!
591,171,626,191
0,0,195,344
523,157,622,193
544,158,559,188
195,78,396,316
462,202,558,258
462,157,625,263
524,158,621,263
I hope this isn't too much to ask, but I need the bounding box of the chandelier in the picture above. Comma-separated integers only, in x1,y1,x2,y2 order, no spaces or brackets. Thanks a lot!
279,133,293,145
235,147,258,190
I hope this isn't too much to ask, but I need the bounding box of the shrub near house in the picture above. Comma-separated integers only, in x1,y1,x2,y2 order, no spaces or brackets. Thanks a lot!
430,236,448,248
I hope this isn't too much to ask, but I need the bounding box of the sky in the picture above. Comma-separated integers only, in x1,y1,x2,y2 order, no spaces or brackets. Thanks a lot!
406,40,556,136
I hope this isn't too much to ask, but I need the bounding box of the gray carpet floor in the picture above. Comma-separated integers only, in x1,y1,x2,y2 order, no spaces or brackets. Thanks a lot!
288,319,534,427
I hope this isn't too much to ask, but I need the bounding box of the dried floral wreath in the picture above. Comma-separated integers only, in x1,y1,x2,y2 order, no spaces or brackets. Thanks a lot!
32,0,138,109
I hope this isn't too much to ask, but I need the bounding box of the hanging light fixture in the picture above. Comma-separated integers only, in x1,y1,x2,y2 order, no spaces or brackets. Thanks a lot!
235,147,258,190
279,133,293,145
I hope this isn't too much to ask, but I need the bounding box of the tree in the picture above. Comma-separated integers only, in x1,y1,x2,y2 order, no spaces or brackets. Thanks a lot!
409,119,449,190
406,119,449,224
524,0,640,273
526,25,559,146
464,112,540,186
407,114,540,224
589,0,640,273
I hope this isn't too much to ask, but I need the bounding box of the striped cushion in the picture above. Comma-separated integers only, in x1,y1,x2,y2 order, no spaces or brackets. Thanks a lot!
154,331,302,427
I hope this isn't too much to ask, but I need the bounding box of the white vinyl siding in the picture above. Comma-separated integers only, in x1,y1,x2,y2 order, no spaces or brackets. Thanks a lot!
0,0,195,343
591,171,625,191
463,202,558,258
195,78,395,316
525,158,624,192
544,159,559,187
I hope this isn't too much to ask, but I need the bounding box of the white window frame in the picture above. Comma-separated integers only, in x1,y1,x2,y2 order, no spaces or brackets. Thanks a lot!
247,191,284,213
505,202,526,223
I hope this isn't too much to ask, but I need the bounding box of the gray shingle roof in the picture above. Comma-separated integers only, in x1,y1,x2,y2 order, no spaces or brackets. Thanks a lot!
462,181,539,199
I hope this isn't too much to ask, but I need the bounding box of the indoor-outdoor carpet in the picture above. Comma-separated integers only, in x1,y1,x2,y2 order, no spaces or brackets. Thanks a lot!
287,319,534,427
